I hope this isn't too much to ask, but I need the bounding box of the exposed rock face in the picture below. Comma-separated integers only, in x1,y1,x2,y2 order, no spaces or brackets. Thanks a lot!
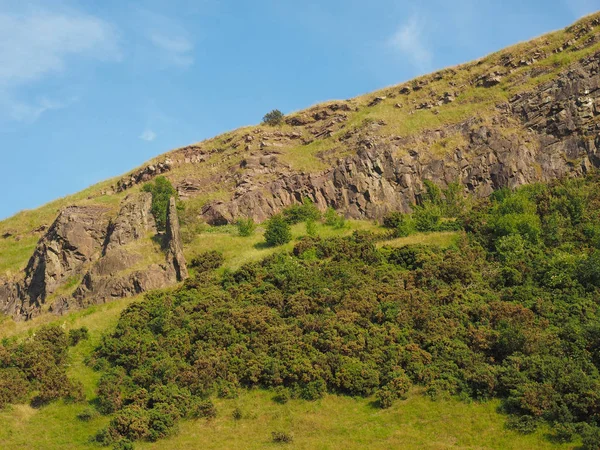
202,51,600,224
20,205,112,315
165,197,188,281
0,193,188,320
104,192,155,250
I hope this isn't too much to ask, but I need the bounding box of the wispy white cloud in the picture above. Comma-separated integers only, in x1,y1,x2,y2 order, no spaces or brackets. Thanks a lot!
139,129,157,142
388,15,432,71
0,11,120,87
5,96,78,123
149,33,194,67
0,9,119,123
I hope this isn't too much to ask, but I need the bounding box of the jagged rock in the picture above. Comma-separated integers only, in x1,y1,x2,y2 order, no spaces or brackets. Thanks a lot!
104,192,156,251
477,73,503,87
0,193,188,319
165,197,189,281
21,205,112,313
368,97,386,107
116,158,173,191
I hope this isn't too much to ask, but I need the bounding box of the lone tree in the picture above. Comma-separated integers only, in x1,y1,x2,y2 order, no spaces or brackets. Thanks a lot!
262,109,284,126
264,214,292,246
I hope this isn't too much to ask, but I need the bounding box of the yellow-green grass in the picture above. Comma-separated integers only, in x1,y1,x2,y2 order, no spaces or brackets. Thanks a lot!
0,388,578,450
380,231,462,249
184,220,382,270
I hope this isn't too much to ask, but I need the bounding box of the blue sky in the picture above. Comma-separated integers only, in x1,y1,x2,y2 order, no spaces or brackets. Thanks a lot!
0,0,598,219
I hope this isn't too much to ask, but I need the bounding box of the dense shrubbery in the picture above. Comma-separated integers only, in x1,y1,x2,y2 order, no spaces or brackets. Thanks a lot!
90,175,600,447
142,176,176,231
0,325,83,409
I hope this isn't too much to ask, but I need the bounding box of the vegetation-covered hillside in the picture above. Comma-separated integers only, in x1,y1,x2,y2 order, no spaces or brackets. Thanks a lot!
3,173,600,449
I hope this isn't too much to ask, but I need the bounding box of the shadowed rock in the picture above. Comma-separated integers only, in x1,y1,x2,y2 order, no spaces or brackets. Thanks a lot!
165,197,189,281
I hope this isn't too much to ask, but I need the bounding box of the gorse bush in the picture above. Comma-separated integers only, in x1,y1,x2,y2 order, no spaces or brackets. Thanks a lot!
68,326,89,346
262,109,284,126
142,176,176,232
0,325,81,409
190,250,224,273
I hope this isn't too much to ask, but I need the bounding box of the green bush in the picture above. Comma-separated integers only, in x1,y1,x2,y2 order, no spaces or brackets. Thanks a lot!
413,203,442,232
305,219,317,237
68,327,89,346
271,431,293,443
77,407,99,422
142,176,176,232
282,198,321,224
262,109,284,126
273,386,291,404
236,217,256,236
91,175,600,446
191,400,217,420
383,211,413,237
264,214,292,246
190,250,225,272
232,407,243,420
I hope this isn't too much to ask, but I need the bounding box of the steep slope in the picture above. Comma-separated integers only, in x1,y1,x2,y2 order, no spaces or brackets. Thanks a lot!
1,12,600,319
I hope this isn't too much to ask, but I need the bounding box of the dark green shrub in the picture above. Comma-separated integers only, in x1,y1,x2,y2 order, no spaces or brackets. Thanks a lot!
190,250,225,273
77,407,99,422
0,368,29,408
273,386,291,404
580,424,600,450
300,379,326,400
148,403,179,441
68,327,89,346
142,176,176,232
271,431,293,443
413,203,442,232
383,211,413,236
282,198,321,224
232,407,243,420
113,440,135,450
236,217,256,237
107,405,151,441
505,415,538,434
264,214,292,246
97,368,126,414
262,109,284,126
191,400,217,420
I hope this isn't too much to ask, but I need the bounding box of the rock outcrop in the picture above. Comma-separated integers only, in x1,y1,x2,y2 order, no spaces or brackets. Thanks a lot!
0,193,188,319
202,50,600,223
165,197,188,281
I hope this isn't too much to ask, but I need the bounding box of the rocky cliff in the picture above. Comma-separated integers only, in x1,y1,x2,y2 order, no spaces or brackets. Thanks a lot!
0,193,187,320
